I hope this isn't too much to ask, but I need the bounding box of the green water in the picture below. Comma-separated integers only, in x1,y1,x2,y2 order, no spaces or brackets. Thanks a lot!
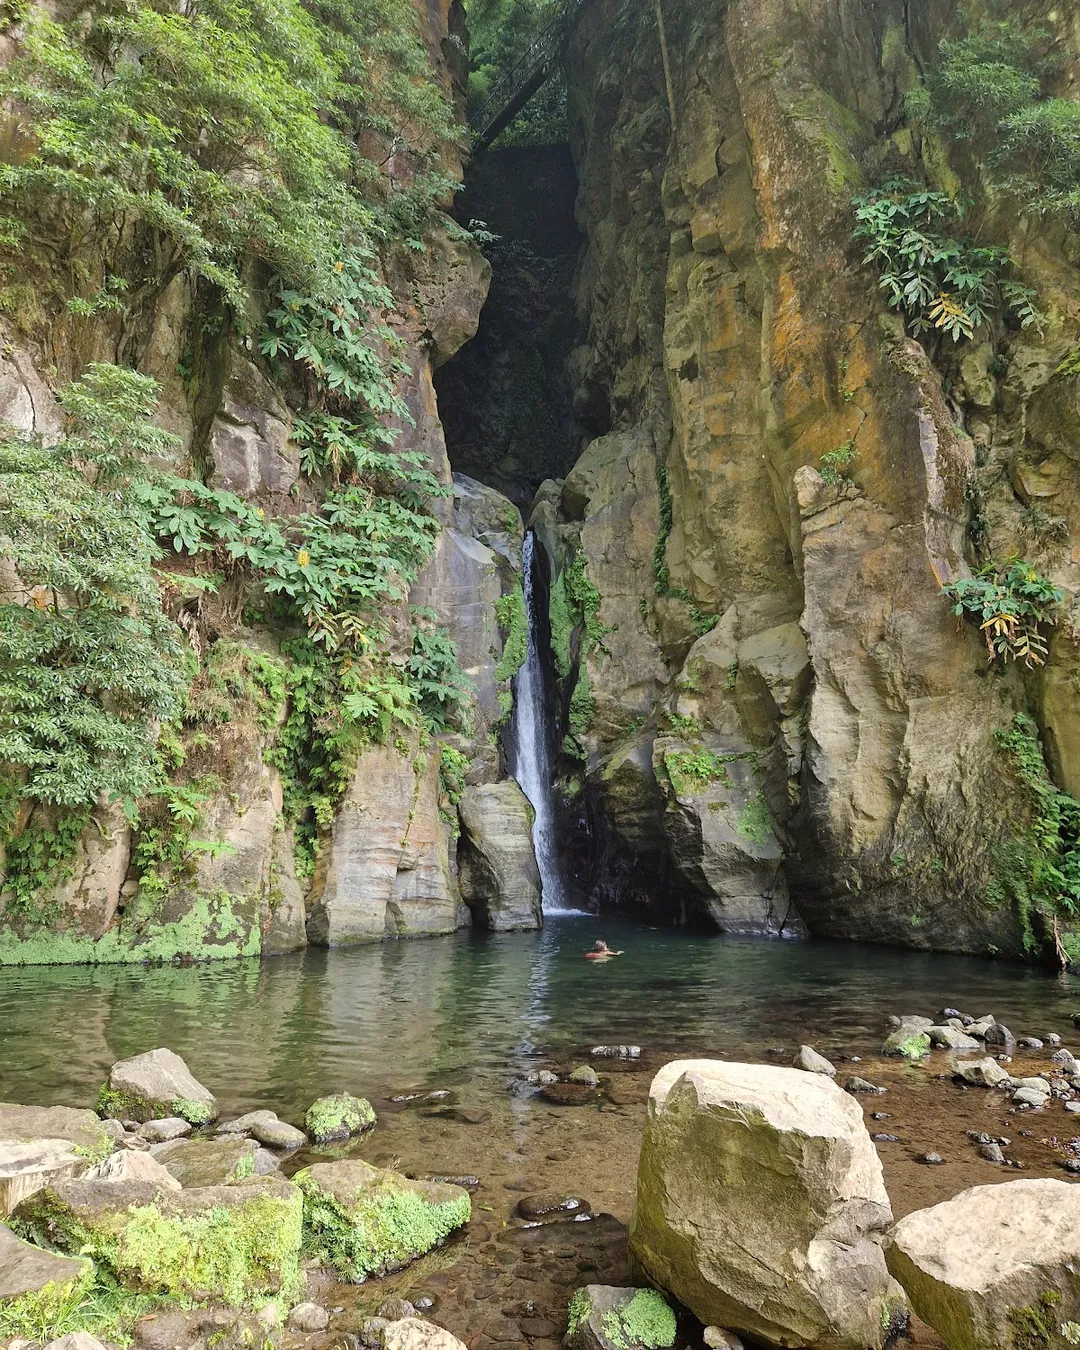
2,915,1078,1117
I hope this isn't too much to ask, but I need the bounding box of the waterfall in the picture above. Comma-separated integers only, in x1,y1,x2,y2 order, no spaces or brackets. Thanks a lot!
511,532,573,914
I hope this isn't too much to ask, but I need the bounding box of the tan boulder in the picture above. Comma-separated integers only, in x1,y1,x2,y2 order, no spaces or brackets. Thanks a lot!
630,1059,905,1350
887,1179,1080,1350
457,781,542,931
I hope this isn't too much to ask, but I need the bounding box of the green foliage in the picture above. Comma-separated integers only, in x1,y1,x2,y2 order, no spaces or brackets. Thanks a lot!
818,439,857,486
909,17,1080,224
15,1187,304,1310
565,1289,590,1339
663,748,732,796
942,558,1063,667
652,463,718,634
0,1268,170,1347
297,1168,470,1281
992,714,1080,954
852,179,1041,342
0,0,456,315
438,742,470,828
466,0,567,146
662,710,702,738
0,367,186,815
407,609,471,736
600,1291,676,1350
494,585,528,683
735,791,772,845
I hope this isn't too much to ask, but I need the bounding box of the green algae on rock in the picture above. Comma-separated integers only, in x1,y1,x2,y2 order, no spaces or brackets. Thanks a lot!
296,1159,470,1281
305,1093,376,1144
565,1285,677,1350
13,1176,303,1308
881,1030,932,1060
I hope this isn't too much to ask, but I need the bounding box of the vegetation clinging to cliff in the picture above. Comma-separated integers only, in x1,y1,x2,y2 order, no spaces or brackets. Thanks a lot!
942,559,1063,668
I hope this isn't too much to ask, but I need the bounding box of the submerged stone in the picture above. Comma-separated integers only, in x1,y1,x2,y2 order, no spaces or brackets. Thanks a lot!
12,1174,302,1306
569,1066,600,1087
97,1048,218,1125
296,1158,470,1282
306,1093,377,1144
564,1285,676,1350
517,1192,591,1220
540,1083,598,1106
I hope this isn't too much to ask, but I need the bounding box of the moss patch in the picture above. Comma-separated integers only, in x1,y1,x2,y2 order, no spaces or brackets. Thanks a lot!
663,749,732,796
297,1165,470,1282
601,1291,676,1350
305,1093,376,1144
494,585,528,684
0,1270,171,1346
15,1184,303,1309
0,888,261,966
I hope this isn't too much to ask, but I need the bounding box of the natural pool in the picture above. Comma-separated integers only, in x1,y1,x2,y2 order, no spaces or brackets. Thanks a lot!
3,913,1078,1115
5,916,1080,1350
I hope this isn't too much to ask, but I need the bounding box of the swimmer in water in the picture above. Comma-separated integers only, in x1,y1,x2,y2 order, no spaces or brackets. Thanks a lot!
584,939,624,960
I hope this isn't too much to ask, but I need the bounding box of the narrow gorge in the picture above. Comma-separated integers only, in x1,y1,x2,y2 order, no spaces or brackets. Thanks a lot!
2,0,1079,966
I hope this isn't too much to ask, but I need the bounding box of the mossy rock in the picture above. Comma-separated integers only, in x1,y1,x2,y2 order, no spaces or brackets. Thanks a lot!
296,1159,470,1282
305,1093,376,1144
12,1175,303,1307
565,1286,677,1350
881,1030,931,1060
153,1137,258,1187
97,1049,218,1125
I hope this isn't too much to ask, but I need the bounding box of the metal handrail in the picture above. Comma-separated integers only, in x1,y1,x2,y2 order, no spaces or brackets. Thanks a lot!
467,0,587,144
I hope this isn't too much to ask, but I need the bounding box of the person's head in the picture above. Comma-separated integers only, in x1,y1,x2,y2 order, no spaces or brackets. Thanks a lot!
593,939,609,952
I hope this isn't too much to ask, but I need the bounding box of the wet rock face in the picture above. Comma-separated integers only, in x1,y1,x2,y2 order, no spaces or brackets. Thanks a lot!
457,781,543,932
550,0,1080,953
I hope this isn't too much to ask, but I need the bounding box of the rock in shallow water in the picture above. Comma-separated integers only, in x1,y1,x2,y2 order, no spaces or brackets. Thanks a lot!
564,1285,676,1350
98,1047,217,1125
569,1065,600,1087
590,1045,641,1059
887,1179,1080,1350
288,1300,330,1332
844,1076,886,1094
152,1136,257,1187
305,1092,376,1143
216,1109,305,1149
881,1029,931,1059
630,1059,905,1350
953,1057,1011,1088
296,1159,470,1281
792,1045,836,1076
540,1082,598,1106
516,1192,590,1220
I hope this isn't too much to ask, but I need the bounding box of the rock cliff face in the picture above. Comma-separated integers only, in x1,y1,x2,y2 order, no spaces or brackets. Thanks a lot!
536,0,1080,955
0,0,543,962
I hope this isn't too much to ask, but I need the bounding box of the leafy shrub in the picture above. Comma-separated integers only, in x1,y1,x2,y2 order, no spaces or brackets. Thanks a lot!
852,179,1041,342
908,17,1080,224
818,440,857,486
992,714,1080,955
0,368,186,813
941,558,1063,667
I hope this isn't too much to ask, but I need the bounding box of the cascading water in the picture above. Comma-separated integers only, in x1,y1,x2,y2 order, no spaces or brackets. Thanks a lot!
511,532,575,914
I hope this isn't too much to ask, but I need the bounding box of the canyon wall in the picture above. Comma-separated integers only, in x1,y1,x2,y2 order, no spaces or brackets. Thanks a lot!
0,0,543,962
532,0,1080,956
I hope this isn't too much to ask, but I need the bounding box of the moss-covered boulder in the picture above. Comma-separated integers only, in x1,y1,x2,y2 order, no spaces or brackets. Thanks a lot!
97,1049,218,1125
305,1093,376,1144
565,1287,677,1350
153,1137,258,1187
0,1222,90,1330
12,1175,302,1307
881,1030,931,1060
297,1159,470,1282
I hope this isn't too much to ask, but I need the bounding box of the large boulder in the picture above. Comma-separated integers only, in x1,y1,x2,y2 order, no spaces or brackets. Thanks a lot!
887,1179,1080,1350
296,1159,470,1281
13,1174,302,1306
0,1103,113,1216
629,1060,905,1350
97,1048,217,1125
457,781,543,931
0,1222,89,1320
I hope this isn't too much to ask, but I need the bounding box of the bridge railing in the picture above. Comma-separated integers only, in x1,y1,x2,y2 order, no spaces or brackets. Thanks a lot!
467,0,588,149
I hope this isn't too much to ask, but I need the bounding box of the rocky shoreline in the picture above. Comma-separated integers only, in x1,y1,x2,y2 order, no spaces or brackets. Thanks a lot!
4,1007,1080,1350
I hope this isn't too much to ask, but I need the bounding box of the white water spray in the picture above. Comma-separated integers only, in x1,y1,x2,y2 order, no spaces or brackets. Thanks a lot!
511,532,578,914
